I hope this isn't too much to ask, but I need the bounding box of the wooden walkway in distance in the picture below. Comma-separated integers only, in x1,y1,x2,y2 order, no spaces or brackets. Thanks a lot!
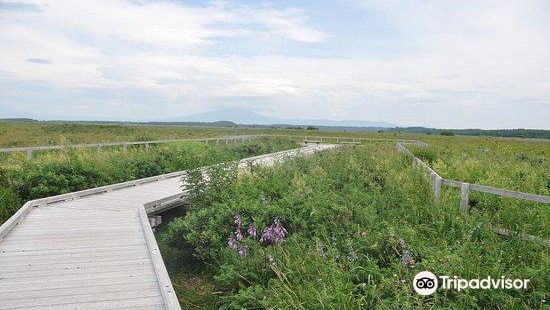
0,144,336,310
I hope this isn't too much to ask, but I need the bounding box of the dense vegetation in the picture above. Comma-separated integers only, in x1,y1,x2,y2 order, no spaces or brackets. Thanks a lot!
385,127,550,139
158,145,548,309
0,121,404,148
2,119,548,140
0,122,548,309
0,138,298,224
409,139,549,196
0,121,256,147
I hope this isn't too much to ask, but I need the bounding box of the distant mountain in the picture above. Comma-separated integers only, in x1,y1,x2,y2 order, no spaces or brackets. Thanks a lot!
168,109,397,128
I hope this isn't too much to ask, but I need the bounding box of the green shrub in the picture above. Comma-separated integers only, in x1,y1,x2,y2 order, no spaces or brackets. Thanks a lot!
0,187,21,223
12,160,105,199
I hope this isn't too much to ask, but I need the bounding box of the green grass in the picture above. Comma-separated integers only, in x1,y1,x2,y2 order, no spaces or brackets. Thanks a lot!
0,121,410,148
158,144,548,309
409,138,549,195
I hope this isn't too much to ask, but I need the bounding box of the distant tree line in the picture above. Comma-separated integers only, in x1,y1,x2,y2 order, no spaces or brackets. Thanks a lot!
385,127,549,139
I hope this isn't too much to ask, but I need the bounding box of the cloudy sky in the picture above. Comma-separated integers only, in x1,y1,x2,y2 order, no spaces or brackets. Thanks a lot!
1,0,549,128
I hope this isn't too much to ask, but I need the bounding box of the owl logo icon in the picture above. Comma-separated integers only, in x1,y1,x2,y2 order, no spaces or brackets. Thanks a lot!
413,271,438,295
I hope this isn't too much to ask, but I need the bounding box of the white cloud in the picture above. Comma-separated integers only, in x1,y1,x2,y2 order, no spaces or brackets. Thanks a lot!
0,0,548,128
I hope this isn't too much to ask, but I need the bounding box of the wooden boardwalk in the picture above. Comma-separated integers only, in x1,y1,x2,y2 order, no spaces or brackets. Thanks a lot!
0,144,335,310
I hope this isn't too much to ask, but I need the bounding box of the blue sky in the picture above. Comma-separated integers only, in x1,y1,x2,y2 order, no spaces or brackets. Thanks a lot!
0,0,549,128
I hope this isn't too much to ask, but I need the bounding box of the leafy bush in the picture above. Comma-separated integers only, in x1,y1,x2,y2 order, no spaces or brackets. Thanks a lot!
159,145,548,309
0,187,21,223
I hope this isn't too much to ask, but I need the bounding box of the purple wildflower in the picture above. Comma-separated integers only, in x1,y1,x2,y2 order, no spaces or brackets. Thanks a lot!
398,238,405,247
401,250,415,268
260,218,287,245
247,223,257,238
238,244,249,257
236,229,244,241
227,237,238,250
234,212,243,230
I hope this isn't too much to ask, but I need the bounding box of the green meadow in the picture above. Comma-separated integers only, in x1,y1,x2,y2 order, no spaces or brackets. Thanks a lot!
0,122,548,309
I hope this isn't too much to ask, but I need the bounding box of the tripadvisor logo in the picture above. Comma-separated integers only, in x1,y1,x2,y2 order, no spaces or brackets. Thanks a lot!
413,271,438,295
413,271,530,296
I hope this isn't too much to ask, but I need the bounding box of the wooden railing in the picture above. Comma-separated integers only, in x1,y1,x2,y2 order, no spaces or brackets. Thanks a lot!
0,135,265,159
0,134,420,160
396,142,549,246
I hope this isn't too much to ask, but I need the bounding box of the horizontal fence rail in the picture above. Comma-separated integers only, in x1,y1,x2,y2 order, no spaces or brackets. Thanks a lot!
0,134,422,160
0,135,263,159
396,142,549,246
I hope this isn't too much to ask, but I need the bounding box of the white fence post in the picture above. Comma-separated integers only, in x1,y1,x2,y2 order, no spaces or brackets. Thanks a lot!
460,183,470,215
434,176,442,203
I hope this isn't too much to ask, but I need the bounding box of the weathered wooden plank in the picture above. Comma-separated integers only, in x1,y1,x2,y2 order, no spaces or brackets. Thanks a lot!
0,243,149,255
460,183,470,215
0,250,150,267
4,234,145,244
138,206,181,310
0,240,147,252
0,269,157,286
0,244,146,256
12,216,141,226
9,226,143,235
0,260,153,279
0,273,157,292
13,216,141,224
6,228,143,239
3,295,165,310
441,178,463,187
493,228,550,247
6,225,142,235
469,184,550,204
0,281,160,303
2,258,153,274
434,176,442,203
